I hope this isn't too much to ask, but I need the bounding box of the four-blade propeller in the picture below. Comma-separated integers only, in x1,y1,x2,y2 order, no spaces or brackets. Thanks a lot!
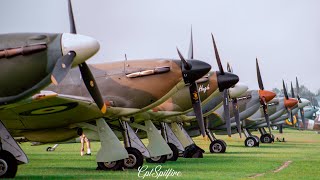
211,34,239,137
55,0,107,113
256,59,274,135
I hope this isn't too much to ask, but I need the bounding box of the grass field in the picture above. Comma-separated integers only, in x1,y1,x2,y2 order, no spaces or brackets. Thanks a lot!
15,129,320,179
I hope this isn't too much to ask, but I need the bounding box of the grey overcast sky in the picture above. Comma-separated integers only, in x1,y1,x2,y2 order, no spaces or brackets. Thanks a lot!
1,0,320,92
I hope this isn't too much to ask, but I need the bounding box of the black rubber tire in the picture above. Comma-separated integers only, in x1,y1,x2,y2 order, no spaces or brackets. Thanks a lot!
146,155,167,163
97,160,123,171
0,150,18,178
123,147,143,169
260,134,273,143
183,144,205,158
167,143,179,161
244,137,258,147
252,135,260,147
209,140,227,153
46,147,52,151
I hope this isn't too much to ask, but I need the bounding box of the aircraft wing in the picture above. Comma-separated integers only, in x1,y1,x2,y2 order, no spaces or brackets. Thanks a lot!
0,91,104,132
0,91,147,134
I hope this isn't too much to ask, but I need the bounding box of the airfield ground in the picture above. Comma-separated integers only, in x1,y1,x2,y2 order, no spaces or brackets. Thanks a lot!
15,129,320,179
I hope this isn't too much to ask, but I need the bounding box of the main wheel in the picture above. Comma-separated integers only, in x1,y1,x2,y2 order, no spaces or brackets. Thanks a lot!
167,143,179,161
260,134,273,143
97,160,123,171
183,144,205,158
0,150,18,178
123,147,143,169
146,155,167,163
209,140,227,153
252,135,260,147
244,137,259,147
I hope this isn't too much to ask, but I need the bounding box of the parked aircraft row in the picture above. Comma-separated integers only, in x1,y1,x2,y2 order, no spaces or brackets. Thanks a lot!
0,0,318,178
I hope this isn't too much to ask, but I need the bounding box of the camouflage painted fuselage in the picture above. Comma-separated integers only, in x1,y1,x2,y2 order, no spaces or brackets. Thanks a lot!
47,59,187,115
184,90,261,134
0,33,62,104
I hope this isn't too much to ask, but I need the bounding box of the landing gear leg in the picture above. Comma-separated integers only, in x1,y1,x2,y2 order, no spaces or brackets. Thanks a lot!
258,128,274,143
120,121,145,169
205,118,227,153
170,123,204,158
0,121,28,178
130,120,172,163
160,122,182,161
95,118,128,171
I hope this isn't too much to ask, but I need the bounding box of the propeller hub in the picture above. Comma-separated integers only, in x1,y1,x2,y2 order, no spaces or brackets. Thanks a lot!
298,98,310,109
61,33,100,67
228,82,248,98
217,72,239,92
258,90,276,103
284,98,298,109
180,59,211,84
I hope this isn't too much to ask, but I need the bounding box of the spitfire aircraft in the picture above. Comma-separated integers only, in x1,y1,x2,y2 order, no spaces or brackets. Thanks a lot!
0,1,101,178
8,32,239,170
0,0,214,174
245,78,309,143
184,59,277,150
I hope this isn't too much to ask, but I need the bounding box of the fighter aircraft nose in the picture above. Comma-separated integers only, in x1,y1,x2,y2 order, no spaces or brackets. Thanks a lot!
284,98,298,108
258,90,276,103
217,72,239,91
61,33,100,67
229,82,248,98
298,98,310,109
183,59,211,83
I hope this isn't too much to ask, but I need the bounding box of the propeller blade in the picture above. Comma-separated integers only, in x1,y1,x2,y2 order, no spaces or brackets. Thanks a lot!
211,33,224,74
232,98,241,138
286,109,294,127
227,62,233,73
262,98,272,135
296,77,302,103
51,51,76,85
177,48,191,70
291,82,295,98
256,58,264,90
296,77,300,95
223,89,231,137
189,83,205,137
283,80,289,99
188,27,194,59
300,108,306,130
79,62,107,113
290,110,294,127
68,0,77,34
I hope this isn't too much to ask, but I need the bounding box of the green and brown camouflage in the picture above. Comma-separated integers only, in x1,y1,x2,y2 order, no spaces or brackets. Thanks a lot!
46,58,211,117
0,32,99,104
1,56,211,139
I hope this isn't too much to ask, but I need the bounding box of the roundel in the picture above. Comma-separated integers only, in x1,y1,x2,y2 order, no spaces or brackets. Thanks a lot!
19,102,78,116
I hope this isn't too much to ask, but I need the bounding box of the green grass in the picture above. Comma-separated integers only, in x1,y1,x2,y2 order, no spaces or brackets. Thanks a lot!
15,129,320,179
